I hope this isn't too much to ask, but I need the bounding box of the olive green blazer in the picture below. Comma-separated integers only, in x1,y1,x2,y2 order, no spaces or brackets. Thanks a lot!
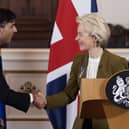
46,49,128,129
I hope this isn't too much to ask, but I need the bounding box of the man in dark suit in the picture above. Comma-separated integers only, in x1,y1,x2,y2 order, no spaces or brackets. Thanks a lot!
0,8,43,112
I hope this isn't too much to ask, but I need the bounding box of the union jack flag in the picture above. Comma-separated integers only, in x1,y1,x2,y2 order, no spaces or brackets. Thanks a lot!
47,0,98,129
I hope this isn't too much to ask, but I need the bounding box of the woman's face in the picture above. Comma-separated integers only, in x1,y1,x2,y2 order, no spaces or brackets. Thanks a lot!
76,24,96,51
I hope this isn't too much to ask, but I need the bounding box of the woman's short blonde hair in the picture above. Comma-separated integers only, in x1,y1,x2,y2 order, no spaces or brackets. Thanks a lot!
76,13,111,47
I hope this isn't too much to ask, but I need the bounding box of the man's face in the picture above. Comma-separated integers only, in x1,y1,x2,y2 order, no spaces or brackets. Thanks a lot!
0,21,17,44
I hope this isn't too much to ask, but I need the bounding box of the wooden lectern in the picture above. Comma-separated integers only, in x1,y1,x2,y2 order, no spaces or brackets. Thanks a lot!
80,79,129,129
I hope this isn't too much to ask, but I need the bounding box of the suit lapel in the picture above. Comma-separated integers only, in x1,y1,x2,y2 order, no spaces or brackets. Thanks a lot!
81,53,89,78
97,49,108,78
78,49,109,80
81,50,108,78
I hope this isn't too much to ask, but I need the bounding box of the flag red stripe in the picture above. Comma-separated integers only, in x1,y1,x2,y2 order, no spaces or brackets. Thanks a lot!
56,0,78,38
48,0,81,72
48,39,80,72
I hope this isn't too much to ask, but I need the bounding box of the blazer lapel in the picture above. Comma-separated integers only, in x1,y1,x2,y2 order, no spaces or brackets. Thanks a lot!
97,49,108,78
81,53,89,78
78,49,109,80
77,53,89,86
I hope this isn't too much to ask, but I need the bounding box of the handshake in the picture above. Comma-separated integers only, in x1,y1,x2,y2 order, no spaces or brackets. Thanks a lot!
32,92,47,109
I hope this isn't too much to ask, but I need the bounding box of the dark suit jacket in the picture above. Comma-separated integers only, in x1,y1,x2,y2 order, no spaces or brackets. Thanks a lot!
0,54,30,112
46,49,129,129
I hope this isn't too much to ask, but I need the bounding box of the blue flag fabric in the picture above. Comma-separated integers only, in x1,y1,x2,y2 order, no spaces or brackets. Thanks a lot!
91,0,98,12
0,52,7,129
47,75,67,129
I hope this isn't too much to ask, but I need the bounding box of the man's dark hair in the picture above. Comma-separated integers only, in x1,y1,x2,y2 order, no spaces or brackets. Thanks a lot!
0,8,16,27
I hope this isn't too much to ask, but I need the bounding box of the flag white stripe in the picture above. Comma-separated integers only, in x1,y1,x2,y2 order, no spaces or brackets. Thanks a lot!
72,0,91,16
51,22,63,45
47,62,72,83
67,99,78,129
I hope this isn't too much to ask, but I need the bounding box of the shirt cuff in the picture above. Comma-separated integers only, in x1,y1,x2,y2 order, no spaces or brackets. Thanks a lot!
29,93,34,103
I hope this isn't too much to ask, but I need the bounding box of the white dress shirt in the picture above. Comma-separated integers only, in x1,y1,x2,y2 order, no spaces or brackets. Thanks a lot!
30,94,33,103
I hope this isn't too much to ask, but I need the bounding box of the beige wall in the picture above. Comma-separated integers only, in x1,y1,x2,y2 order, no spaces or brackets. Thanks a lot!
2,49,53,129
98,0,129,28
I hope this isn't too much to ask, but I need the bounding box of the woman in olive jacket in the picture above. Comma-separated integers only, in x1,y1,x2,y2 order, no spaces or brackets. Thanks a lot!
45,13,129,129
